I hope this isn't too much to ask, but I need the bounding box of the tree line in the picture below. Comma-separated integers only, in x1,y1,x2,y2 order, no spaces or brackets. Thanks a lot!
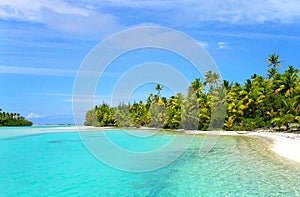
0,109,33,126
84,54,300,131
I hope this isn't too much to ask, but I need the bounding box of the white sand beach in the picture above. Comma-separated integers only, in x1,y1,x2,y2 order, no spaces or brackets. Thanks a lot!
249,131,300,164
185,130,300,164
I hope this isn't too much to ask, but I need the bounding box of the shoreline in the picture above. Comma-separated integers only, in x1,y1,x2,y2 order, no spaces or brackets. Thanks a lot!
249,131,300,164
1,125,299,164
184,129,300,164
83,127,300,164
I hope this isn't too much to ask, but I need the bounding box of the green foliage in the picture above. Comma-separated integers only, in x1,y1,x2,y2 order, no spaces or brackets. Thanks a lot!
84,54,300,131
163,95,182,129
223,55,299,131
0,109,32,126
95,104,116,127
148,102,166,128
155,84,163,98
84,109,99,126
129,101,150,126
112,103,137,127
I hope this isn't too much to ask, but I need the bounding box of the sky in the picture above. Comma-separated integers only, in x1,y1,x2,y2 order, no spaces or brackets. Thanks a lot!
0,0,300,124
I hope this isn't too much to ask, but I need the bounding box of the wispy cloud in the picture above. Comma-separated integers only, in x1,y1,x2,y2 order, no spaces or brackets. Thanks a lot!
64,96,129,103
0,65,119,77
181,1,300,24
198,41,208,48
2,0,300,30
217,42,228,50
0,0,89,21
26,112,45,119
91,0,300,25
37,93,75,97
35,92,113,103
38,92,111,98
0,0,121,35
0,65,76,76
64,98,105,103
195,31,300,41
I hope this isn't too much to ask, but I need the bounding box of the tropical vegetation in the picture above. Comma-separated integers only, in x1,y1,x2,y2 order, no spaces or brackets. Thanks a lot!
84,54,300,131
0,108,33,126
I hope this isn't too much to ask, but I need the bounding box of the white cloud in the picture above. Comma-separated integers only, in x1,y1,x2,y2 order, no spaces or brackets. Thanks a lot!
64,98,103,103
198,41,208,48
26,112,44,119
217,42,228,50
39,93,112,98
196,30,300,41
1,0,300,36
64,96,128,103
0,0,121,35
41,9,121,35
0,0,89,21
2,0,300,27
181,0,300,24
0,65,76,76
86,0,300,24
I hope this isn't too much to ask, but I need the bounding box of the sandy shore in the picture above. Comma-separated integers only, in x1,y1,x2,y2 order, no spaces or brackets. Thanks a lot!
185,130,300,164
249,131,300,164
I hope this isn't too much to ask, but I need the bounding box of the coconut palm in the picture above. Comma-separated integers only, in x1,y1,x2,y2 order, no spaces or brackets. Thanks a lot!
275,65,299,98
163,95,182,129
271,97,299,131
155,84,163,98
267,53,282,79
0,109,32,126
267,53,282,68
190,78,205,98
85,53,299,132
204,71,220,90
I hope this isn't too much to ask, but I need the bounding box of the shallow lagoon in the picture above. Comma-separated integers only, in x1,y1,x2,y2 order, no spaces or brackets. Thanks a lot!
1,127,300,196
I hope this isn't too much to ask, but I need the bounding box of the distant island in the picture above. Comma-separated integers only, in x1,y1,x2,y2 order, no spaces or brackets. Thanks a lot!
85,54,299,131
0,108,32,126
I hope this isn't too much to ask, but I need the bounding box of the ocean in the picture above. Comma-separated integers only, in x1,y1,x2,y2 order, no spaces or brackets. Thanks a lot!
1,126,300,196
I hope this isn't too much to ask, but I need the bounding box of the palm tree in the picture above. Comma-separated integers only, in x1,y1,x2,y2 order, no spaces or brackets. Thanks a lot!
84,54,299,132
164,95,182,129
145,94,153,109
155,84,163,98
112,103,136,127
267,54,282,79
204,71,220,90
190,78,205,98
129,101,150,126
148,102,166,128
197,93,211,130
153,94,159,103
275,65,299,98
271,97,299,131
251,74,258,79
223,80,233,90
95,103,116,126
84,109,97,126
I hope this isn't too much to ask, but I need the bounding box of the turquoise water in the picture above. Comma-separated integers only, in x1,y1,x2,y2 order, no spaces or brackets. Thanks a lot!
1,127,300,196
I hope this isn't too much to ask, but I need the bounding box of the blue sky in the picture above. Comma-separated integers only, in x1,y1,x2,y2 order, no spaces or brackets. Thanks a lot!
0,0,300,124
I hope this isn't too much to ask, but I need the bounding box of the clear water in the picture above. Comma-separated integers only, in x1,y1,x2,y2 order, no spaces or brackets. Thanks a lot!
1,127,300,196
